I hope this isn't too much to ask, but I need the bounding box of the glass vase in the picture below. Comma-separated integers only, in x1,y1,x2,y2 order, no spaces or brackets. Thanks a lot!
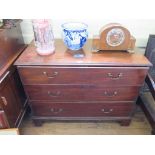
32,19,55,55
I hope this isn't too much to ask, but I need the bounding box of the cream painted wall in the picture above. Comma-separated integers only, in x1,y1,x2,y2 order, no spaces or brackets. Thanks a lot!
20,19,155,47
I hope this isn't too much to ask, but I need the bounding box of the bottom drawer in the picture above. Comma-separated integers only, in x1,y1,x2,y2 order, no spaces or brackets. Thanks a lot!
0,111,9,129
31,102,135,117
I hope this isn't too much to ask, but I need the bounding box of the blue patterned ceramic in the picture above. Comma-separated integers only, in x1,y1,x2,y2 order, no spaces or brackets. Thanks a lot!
61,22,88,50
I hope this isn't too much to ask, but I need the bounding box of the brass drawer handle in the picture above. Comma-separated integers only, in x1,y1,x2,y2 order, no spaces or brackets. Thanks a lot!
43,71,58,78
1,97,8,106
48,91,61,97
104,91,117,97
50,108,63,114
101,108,113,114
107,73,123,80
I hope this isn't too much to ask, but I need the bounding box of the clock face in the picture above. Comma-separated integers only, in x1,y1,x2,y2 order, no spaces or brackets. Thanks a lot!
106,28,125,47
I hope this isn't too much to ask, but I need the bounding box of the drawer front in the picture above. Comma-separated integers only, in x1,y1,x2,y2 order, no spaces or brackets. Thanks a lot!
18,67,148,86
31,102,134,117
25,85,140,102
0,111,9,129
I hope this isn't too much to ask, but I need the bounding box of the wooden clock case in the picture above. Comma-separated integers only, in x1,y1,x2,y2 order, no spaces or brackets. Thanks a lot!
92,23,136,52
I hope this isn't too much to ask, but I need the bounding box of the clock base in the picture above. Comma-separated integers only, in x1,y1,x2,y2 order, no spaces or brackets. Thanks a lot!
92,35,136,53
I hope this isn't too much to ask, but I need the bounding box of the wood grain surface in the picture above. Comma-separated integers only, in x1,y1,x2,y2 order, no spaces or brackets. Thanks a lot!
18,66,148,86
14,39,151,67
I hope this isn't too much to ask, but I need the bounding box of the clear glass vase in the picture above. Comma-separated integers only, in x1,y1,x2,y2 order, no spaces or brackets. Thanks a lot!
32,19,55,55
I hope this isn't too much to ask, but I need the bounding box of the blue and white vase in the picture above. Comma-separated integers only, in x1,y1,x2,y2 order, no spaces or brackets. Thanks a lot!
61,22,88,50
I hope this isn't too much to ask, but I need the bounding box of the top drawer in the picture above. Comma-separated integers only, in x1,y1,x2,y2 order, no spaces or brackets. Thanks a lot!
18,66,148,86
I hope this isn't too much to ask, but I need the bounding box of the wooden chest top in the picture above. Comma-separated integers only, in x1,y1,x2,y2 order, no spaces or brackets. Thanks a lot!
0,20,26,78
14,39,151,67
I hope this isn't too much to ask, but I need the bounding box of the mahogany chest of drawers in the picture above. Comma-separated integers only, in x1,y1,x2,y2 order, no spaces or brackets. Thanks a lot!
14,39,151,126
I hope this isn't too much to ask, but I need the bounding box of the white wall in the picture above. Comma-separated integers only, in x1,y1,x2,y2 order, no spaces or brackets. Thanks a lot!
20,19,155,47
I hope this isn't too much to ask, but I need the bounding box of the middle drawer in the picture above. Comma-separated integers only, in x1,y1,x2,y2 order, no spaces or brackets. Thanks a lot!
25,85,140,102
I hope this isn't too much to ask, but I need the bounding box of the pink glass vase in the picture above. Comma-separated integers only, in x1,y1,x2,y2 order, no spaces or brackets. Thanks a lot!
32,19,55,55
